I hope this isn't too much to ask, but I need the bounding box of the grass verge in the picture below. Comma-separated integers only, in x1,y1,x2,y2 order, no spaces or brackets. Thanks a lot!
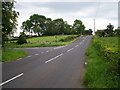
5,35,79,48
84,36,119,88
0,49,1,62
2,49,27,62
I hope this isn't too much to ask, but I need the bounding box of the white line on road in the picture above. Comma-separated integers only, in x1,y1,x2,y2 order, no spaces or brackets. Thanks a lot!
41,52,44,54
67,48,74,52
46,51,49,52
45,53,63,63
35,54,39,56
75,45,79,48
0,73,23,86
27,55,31,58
54,46,66,50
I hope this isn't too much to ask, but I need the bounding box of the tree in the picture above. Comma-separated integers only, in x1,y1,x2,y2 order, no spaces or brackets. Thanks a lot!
106,23,114,36
63,21,72,35
83,29,93,35
52,18,65,35
21,20,32,36
2,1,19,46
73,19,85,35
88,29,93,35
114,27,120,36
29,14,46,36
43,18,52,35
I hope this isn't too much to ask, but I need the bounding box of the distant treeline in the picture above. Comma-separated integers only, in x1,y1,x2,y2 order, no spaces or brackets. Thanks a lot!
21,14,92,37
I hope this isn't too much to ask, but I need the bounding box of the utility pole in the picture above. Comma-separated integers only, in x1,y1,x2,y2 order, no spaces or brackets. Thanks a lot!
118,1,120,28
94,19,95,35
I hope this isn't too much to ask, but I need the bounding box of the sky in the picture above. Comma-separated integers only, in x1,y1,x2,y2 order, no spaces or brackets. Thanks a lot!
14,0,119,36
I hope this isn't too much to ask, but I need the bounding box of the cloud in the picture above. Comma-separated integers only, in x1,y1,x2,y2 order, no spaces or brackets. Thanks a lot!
16,0,119,2
14,1,118,36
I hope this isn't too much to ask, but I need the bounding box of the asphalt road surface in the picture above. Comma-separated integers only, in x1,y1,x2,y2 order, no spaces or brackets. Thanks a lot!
2,35,92,88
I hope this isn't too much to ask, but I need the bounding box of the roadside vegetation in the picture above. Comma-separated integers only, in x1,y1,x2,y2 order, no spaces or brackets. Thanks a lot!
0,49,1,62
84,36,119,88
2,49,27,62
84,22,120,88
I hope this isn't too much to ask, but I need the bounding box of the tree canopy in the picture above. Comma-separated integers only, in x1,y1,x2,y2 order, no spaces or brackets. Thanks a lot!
2,1,19,45
95,23,117,37
21,15,87,36
73,19,85,35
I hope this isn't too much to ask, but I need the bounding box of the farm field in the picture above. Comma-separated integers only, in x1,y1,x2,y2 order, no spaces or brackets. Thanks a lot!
5,35,79,48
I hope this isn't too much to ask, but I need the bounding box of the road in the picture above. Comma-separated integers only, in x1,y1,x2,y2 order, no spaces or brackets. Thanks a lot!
2,35,92,88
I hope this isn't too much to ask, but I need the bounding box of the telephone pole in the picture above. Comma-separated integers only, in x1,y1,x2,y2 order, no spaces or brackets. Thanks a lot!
94,19,95,35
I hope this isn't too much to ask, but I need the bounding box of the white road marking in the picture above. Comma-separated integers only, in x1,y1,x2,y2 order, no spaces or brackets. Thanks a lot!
45,53,63,63
35,54,39,56
67,48,74,52
46,51,49,52
27,55,31,58
41,52,44,54
75,45,79,48
54,46,66,50
0,73,23,86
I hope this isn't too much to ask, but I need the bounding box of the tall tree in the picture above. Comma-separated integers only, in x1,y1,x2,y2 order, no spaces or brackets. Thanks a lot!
2,1,19,45
63,21,72,35
43,18,52,35
29,14,46,36
21,20,32,35
53,18,64,35
106,23,114,36
73,19,85,35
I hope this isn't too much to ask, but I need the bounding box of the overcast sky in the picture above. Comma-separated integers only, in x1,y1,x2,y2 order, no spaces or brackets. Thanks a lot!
14,0,119,36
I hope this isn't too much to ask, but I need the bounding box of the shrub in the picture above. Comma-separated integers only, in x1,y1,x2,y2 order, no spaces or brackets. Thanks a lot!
17,33,27,44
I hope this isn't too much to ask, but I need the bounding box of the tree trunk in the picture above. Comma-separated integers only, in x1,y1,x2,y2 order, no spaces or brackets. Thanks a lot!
38,32,40,37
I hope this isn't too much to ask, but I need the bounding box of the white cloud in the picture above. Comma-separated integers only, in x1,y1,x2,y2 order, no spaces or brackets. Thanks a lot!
14,1,118,36
16,0,119,2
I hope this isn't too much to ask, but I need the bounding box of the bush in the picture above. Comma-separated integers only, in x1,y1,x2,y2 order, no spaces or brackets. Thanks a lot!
59,35,77,42
17,34,27,44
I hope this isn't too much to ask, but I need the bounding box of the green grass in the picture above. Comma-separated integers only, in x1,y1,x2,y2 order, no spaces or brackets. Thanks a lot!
0,49,1,62
84,36,119,88
2,49,27,62
5,35,79,48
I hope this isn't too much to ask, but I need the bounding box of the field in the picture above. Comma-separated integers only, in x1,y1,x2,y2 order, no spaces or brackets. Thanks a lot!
84,36,119,88
5,35,79,48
